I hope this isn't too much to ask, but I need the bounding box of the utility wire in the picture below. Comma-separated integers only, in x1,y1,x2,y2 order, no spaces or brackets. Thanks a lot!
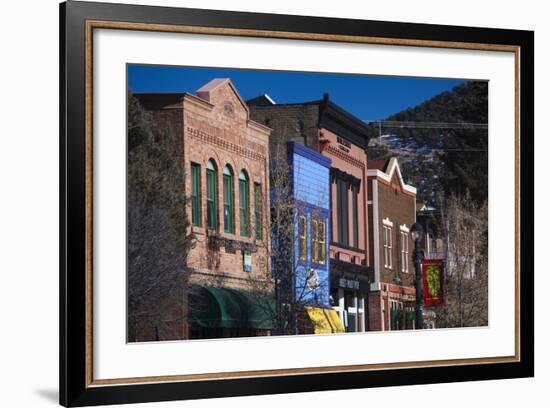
365,119,489,152
364,120,488,130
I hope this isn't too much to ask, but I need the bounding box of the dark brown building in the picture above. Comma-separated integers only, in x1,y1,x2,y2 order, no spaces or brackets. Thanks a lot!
367,158,417,331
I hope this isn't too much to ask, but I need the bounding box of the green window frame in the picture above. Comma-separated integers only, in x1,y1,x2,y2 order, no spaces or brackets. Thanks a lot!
239,170,249,236
206,159,218,230
223,165,234,233
254,182,263,240
191,163,201,227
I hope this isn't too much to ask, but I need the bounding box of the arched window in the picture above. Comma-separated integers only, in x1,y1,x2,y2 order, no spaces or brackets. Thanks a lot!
190,162,201,227
239,170,249,236
206,159,218,229
223,165,234,233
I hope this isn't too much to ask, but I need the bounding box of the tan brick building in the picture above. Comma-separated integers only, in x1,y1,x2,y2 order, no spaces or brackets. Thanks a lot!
136,79,273,339
367,158,417,331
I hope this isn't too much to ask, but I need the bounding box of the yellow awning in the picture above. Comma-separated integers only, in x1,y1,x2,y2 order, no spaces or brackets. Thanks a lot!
305,307,345,334
325,309,345,333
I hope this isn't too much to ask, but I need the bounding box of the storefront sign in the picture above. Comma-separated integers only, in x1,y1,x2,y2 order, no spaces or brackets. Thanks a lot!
338,278,360,290
422,259,445,307
336,136,351,153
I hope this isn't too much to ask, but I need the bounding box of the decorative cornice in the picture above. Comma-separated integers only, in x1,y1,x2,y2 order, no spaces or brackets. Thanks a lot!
330,167,361,188
319,98,372,149
382,217,393,227
187,126,266,162
325,145,365,170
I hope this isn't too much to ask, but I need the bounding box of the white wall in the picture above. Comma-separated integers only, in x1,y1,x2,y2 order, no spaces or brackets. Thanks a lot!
0,0,546,407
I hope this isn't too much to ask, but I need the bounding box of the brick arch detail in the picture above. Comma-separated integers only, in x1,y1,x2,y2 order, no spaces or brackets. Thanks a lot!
218,152,238,178
202,148,223,171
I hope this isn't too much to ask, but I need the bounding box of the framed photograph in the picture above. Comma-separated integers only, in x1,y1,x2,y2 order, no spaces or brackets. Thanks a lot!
60,0,534,406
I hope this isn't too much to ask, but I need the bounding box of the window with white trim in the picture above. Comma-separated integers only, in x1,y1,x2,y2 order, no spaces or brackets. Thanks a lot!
383,225,393,269
400,230,409,273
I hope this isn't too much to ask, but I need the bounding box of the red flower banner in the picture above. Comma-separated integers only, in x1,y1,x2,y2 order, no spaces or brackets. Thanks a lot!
422,259,445,307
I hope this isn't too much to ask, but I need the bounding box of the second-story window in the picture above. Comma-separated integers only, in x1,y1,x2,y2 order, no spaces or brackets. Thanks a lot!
299,215,307,261
336,178,349,245
383,225,393,269
191,162,201,227
223,165,234,233
352,184,359,247
318,219,326,264
310,218,326,265
401,230,409,273
254,183,263,240
239,170,250,237
312,219,318,262
206,159,218,230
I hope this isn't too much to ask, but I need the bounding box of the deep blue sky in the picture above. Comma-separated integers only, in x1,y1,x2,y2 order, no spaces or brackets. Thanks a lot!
128,64,466,120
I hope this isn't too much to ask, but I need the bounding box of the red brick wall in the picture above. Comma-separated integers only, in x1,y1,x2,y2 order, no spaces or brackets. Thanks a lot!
368,291,384,331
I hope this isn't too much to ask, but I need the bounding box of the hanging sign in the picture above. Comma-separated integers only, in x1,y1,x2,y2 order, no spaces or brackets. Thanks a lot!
422,259,445,307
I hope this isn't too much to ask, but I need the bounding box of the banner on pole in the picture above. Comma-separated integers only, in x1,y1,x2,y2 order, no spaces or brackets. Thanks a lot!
422,259,445,307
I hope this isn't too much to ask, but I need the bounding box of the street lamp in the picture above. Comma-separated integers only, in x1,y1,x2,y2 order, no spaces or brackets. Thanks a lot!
410,222,424,330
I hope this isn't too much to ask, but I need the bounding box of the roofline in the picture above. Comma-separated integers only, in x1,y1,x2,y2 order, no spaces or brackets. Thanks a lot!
197,78,251,117
367,157,417,195
249,95,372,148
287,141,332,169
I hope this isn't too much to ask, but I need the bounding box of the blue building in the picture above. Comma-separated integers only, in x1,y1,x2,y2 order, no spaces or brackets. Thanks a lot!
283,142,344,334
288,141,331,306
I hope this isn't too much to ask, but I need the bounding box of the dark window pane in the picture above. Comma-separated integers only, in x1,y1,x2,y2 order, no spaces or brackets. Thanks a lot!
191,163,201,226
239,172,249,236
352,185,359,247
223,173,234,233
254,183,262,240
206,167,217,229
337,179,349,245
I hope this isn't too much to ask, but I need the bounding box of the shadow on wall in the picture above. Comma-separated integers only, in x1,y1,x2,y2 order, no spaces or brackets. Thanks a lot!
35,388,58,404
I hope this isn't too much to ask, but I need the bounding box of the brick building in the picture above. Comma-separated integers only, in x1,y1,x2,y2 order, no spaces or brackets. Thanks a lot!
136,79,273,339
367,158,417,331
249,94,372,332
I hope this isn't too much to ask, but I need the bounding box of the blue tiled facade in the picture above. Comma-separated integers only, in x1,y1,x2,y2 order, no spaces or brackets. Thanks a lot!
288,142,332,307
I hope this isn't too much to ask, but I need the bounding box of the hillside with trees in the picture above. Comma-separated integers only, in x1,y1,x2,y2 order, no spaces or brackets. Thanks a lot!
367,81,488,204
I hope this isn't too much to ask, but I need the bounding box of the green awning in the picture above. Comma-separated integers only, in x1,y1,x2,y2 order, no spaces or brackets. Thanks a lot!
190,286,275,330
